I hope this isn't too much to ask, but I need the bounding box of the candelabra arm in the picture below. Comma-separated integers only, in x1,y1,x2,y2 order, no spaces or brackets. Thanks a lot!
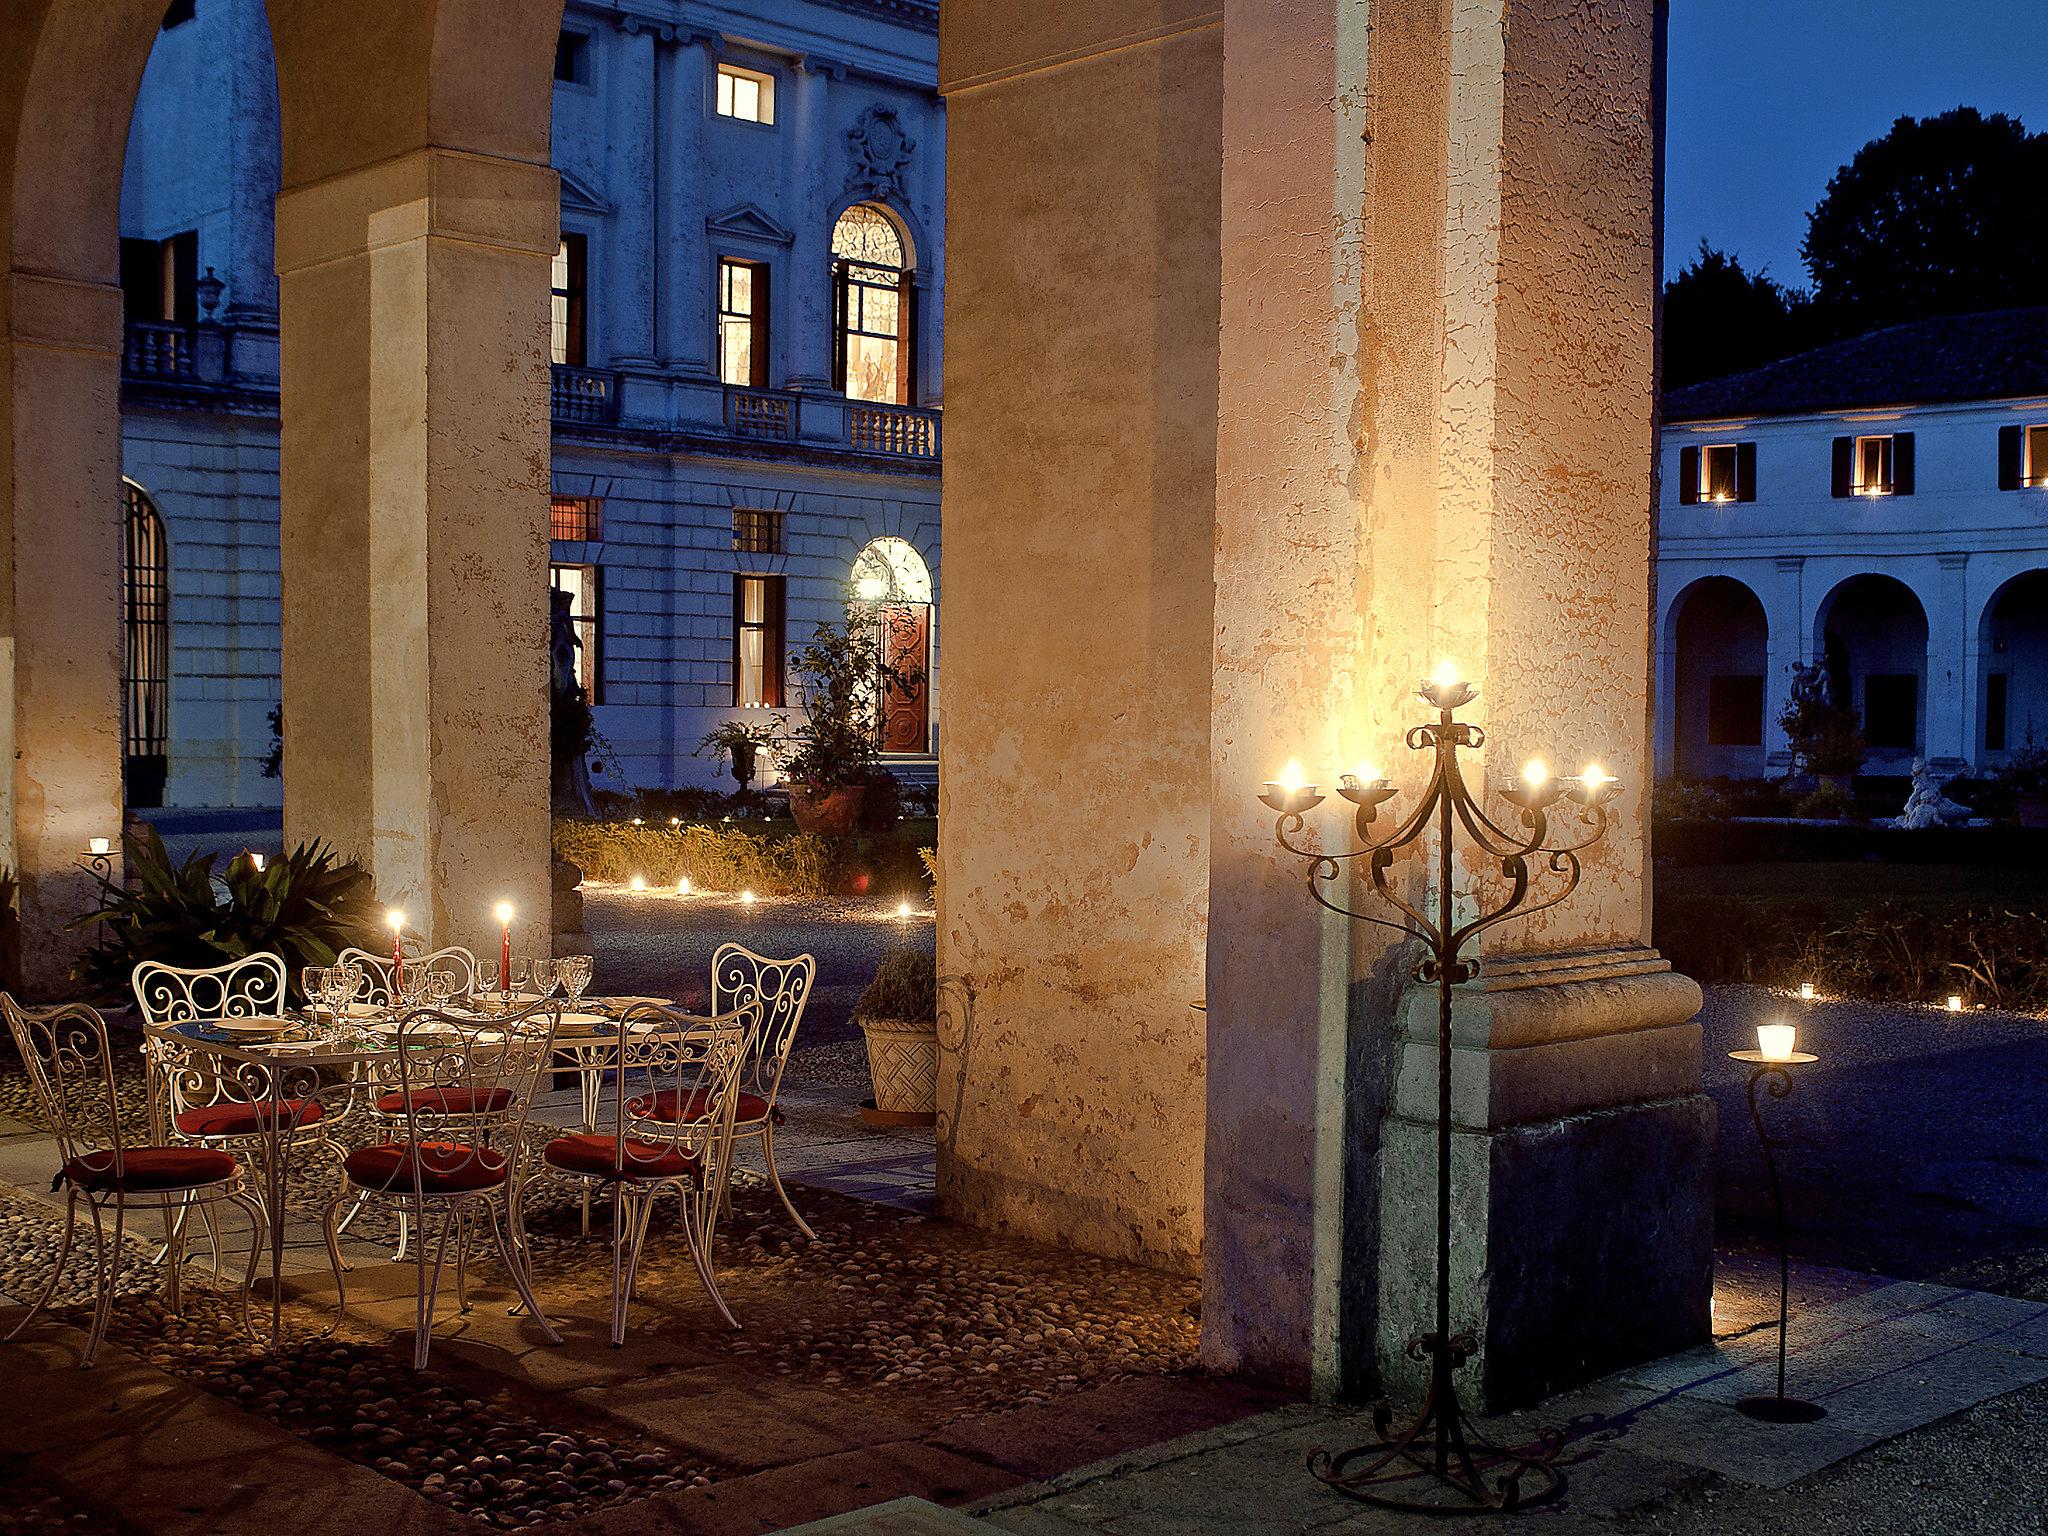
1448,850,1587,956
1302,853,1437,947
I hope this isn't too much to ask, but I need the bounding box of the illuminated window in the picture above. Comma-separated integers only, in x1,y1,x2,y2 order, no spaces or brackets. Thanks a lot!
550,495,602,542
832,205,911,405
1832,430,1912,498
551,236,587,367
1699,444,1737,502
550,563,602,701
733,509,783,554
716,64,775,124
2027,426,2048,488
718,259,769,387
1855,434,1893,496
734,575,785,707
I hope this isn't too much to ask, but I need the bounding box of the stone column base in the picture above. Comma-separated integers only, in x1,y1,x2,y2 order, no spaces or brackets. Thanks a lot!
1377,946,1715,1410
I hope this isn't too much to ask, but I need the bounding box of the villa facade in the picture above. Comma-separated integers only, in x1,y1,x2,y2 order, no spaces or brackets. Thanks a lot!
116,0,944,809
1657,308,2048,781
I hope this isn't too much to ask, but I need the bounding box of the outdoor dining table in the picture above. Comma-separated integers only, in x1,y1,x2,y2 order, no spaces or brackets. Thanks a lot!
161,996,670,1344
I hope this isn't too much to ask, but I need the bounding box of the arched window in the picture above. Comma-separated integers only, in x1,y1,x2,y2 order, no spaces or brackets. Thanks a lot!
831,204,913,406
121,481,171,807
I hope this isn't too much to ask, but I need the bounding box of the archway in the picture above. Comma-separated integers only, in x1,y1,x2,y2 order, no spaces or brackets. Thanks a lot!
1817,574,1929,766
1979,570,2048,761
852,535,934,756
120,481,170,809
1669,576,1768,778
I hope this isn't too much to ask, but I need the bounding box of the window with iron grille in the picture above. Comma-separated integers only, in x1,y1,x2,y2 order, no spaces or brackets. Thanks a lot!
551,495,602,542
121,483,170,808
733,508,783,554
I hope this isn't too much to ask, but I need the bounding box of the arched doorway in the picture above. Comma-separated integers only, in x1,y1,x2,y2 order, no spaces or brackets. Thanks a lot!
852,535,933,755
1979,570,2048,761
1669,576,1768,778
1817,574,1929,767
120,480,170,808
831,203,914,405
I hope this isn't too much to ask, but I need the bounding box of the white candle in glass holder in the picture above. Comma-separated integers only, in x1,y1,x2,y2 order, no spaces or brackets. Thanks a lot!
1946,994,1964,1013
1756,1022,1797,1062
1798,981,1816,1001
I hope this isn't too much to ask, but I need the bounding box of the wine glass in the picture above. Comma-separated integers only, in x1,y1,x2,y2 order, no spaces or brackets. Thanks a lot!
510,956,533,998
301,965,328,1014
426,969,458,1008
556,954,593,1008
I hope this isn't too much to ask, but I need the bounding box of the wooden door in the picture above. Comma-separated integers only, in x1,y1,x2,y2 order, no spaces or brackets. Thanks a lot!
879,603,930,753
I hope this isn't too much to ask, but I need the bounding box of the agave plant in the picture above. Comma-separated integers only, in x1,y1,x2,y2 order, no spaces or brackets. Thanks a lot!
69,826,384,1001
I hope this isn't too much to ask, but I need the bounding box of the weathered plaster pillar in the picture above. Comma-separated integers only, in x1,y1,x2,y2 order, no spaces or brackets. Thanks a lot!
0,272,125,992
221,0,280,325
786,62,837,391
936,2,1220,1273
608,20,659,367
274,148,554,956
1927,553,1970,770
656,37,712,375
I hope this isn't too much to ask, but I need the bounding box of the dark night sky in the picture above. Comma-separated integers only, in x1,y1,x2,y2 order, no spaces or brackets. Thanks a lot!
1663,0,2048,290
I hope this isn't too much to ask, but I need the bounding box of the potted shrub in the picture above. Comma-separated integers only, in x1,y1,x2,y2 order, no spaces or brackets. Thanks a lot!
777,602,922,837
853,947,938,1125
1996,745,2048,828
696,718,782,790
1779,661,1865,795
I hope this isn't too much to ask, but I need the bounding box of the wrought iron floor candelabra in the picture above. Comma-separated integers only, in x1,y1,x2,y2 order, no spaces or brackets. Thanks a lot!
1261,668,1615,1514
1729,1044,1825,1423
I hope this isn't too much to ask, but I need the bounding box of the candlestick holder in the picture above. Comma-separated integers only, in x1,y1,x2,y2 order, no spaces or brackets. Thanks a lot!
1271,682,1614,1514
1728,1045,1824,1423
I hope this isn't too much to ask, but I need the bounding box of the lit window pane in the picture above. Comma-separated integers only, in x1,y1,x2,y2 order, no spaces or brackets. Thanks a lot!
846,335,898,404
716,69,733,116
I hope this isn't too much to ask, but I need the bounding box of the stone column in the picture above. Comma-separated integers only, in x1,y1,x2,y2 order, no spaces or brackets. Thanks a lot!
0,272,125,992
1927,553,1969,771
222,0,280,325
656,37,713,376
1763,556,1808,771
785,63,835,391
274,149,554,956
607,21,659,366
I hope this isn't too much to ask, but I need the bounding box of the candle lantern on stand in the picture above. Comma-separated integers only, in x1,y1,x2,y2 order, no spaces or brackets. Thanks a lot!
1728,1020,1823,1423
1262,661,1617,1514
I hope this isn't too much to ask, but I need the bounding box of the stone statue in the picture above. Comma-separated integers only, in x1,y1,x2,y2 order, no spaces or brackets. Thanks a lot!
1896,757,1969,829
548,587,597,818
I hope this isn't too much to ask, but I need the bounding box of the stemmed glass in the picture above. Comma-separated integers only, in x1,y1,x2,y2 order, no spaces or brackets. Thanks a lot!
301,965,328,1014
556,954,593,1009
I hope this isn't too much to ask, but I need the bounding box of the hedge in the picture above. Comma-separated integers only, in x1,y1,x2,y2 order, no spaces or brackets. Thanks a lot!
1655,895,2048,1012
552,816,933,900
1656,816,2048,869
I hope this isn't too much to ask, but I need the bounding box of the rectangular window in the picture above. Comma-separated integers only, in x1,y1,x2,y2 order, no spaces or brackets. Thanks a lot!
733,509,784,555
1700,444,1737,502
550,563,602,702
1988,673,2010,752
1705,675,1764,747
734,574,785,707
715,64,775,124
1854,434,1894,496
551,235,587,367
717,259,769,387
554,30,589,84
550,495,602,542
119,231,196,324
1864,673,1917,749
2027,427,2048,489
840,272,904,404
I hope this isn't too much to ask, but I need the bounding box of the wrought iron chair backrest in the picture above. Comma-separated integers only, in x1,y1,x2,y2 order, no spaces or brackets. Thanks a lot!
0,995,122,1176
132,952,287,1027
708,944,816,1104
379,997,563,1199
335,945,478,1005
610,1002,754,1179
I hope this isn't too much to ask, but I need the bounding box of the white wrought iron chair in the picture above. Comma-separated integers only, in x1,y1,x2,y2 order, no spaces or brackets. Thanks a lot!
532,1002,753,1344
334,945,479,1004
322,998,563,1369
627,944,817,1237
1,995,264,1366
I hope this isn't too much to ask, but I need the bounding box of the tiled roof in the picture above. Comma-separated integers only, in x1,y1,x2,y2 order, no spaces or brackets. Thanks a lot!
1663,308,2048,421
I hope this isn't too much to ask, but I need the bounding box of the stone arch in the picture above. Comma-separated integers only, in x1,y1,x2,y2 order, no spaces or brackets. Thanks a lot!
1814,573,1930,765
1666,575,1768,779
1976,568,2048,760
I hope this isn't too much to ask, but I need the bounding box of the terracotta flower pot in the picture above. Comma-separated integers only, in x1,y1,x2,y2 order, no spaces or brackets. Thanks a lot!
859,1013,938,1121
786,784,866,836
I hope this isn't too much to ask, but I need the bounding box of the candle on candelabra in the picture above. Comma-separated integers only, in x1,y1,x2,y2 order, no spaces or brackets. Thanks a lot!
494,901,514,992
388,909,406,992
87,836,111,858
1259,758,1324,815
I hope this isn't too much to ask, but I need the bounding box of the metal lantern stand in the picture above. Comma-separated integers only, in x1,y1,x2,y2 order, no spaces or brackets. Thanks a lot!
1262,675,1614,1515
1728,1047,1826,1423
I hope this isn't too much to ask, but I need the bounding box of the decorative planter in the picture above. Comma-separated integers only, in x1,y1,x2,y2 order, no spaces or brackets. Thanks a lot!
858,1013,938,1125
2017,793,2048,829
786,784,866,836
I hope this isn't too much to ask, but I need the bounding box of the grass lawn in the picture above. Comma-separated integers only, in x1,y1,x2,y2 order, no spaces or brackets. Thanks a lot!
1656,860,2048,914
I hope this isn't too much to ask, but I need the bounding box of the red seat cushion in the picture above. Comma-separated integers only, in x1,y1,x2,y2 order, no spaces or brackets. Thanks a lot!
175,1098,326,1138
626,1088,774,1125
344,1141,506,1195
64,1146,239,1193
372,1087,515,1117
543,1132,698,1182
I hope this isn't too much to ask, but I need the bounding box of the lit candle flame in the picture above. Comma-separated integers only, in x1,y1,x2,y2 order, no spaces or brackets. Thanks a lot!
1278,759,1308,793
494,901,514,926
677,876,692,895
1947,993,1964,1012
1432,658,1461,690
1353,760,1383,786
897,900,913,918
1521,758,1550,789
387,909,405,934
629,875,647,893
741,889,758,905
1579,762,1612,790
86,836,111,857
1756,1022,1796,1062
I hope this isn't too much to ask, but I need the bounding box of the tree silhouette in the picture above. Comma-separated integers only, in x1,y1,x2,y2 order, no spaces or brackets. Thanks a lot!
1802,107,2048,336
1662,242,1811,390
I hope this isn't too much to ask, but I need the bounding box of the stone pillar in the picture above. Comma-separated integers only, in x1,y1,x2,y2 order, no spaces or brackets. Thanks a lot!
1927,553,1970,771
0,272,125,992
935,5,1220,1275
786,63,835,390
274,149,554,957
1762,555,1808,772
222,0,280,325
656,37,713,375
608,21,659,367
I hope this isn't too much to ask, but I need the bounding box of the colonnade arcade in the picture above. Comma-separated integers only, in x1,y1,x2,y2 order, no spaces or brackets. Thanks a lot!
5,0,1695,1403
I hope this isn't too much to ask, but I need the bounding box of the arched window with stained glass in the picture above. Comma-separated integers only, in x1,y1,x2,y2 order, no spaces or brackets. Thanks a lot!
121,480,171,808
831,203,914,406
